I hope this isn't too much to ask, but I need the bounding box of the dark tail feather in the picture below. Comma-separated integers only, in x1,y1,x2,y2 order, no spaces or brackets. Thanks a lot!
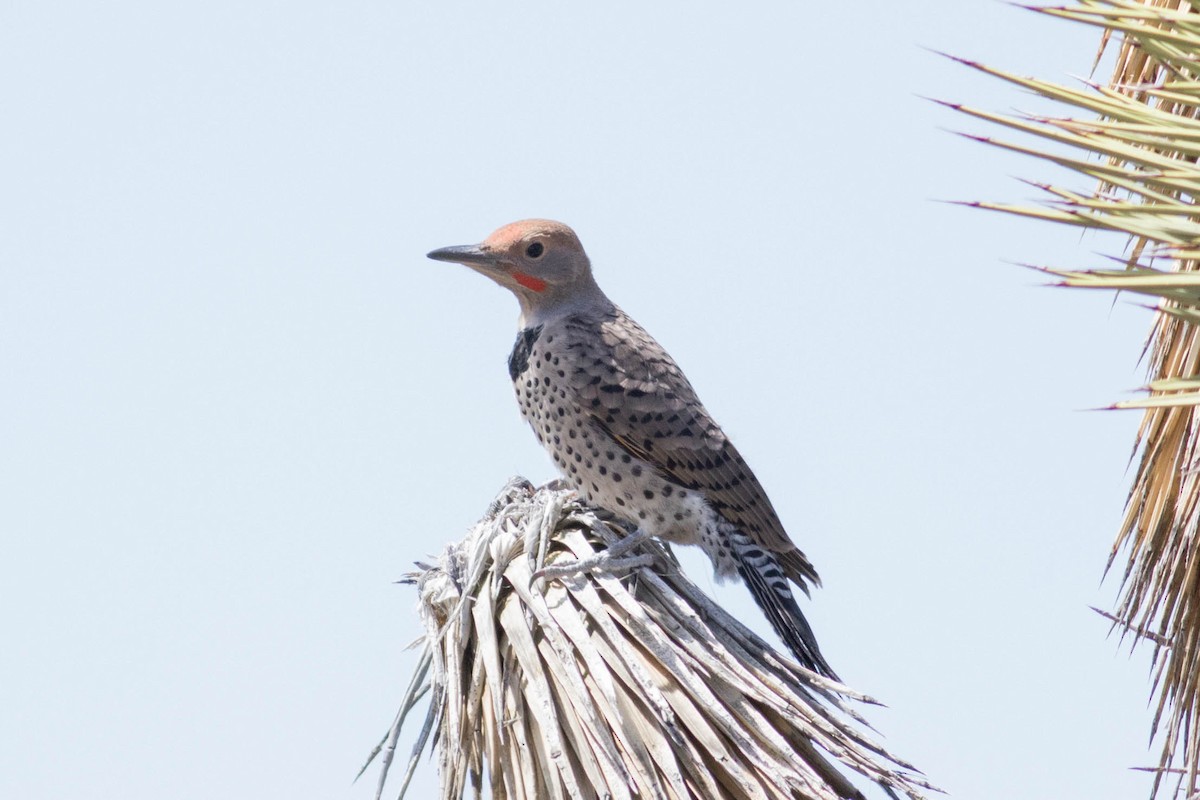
731,535,838,680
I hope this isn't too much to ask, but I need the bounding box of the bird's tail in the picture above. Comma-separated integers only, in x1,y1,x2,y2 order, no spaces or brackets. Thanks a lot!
729,531,838,681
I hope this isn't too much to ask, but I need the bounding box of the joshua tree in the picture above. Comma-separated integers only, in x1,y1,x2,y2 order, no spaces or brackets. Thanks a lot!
362,478,933,800
956,2,1200,796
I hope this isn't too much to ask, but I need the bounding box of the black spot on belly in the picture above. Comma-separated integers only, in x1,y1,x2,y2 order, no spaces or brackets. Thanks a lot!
508,325,544,381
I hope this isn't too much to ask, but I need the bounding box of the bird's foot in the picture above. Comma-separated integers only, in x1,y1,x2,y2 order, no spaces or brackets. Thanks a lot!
532,527,655,584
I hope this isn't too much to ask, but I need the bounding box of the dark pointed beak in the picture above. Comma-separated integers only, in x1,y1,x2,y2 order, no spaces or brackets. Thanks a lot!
426,244,499,268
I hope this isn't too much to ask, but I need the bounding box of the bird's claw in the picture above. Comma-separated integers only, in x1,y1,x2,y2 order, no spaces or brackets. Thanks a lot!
530,527,655,587
531,552,657,587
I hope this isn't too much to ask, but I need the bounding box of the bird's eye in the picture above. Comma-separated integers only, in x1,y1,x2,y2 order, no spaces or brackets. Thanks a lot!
525,242,544,258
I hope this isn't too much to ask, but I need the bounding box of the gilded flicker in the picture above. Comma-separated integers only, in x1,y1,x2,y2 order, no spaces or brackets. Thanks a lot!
428,219,836,678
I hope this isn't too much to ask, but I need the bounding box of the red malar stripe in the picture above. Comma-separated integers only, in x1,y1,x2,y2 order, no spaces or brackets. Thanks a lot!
513,272,547,292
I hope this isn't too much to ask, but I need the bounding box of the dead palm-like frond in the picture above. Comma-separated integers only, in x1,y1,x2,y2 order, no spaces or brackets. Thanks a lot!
362,478,934,800
955,2,1200,796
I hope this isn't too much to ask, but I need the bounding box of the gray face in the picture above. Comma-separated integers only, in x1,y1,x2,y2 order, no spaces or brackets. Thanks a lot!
426,218,594,303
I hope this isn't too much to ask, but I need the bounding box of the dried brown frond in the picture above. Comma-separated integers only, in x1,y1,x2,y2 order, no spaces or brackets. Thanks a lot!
362,478,935,800
956,2,1200,796
1102,4,1200,798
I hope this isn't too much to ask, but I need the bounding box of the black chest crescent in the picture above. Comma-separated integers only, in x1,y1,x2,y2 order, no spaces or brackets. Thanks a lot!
508,325,544,381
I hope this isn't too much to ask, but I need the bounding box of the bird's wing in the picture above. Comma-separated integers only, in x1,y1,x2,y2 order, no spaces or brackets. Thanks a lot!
562,308,817,586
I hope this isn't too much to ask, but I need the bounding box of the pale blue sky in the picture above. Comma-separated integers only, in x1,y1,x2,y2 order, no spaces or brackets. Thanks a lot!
1,2,1161,799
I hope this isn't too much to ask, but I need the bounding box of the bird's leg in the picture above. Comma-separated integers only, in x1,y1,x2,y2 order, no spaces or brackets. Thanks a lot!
540,477,574,492
532,526,656,583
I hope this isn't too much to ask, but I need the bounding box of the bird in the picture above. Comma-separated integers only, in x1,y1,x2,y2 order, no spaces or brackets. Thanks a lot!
427,219,837,679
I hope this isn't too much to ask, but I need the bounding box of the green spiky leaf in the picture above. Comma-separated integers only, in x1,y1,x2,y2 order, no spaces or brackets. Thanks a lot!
957,3,1200,797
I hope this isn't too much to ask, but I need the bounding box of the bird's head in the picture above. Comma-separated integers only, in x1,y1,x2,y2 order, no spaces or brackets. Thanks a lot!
428,219,605,325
